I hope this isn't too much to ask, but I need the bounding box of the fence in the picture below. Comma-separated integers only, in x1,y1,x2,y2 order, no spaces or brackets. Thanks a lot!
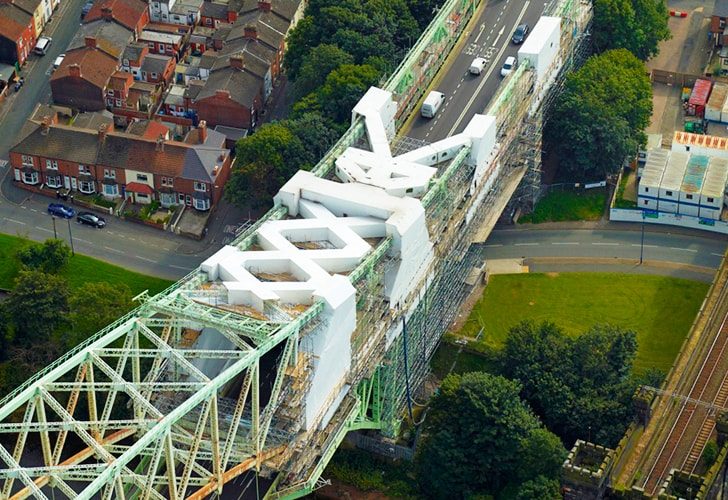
346,431,415,461
610,207,728,235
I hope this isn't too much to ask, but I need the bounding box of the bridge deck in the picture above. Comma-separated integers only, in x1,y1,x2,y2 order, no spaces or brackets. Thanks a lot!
612,254,728,495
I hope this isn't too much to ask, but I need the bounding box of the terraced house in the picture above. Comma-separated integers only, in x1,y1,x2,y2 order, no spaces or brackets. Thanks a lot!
9,119,231,211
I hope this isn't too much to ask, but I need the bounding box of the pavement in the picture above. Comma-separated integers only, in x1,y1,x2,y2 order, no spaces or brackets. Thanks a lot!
404,0,545,141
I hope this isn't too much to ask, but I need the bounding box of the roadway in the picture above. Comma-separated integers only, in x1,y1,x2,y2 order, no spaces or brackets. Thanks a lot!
405,0,545,141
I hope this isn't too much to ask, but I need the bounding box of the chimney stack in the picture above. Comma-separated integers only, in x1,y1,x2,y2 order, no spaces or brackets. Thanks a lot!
215,89,231,99
156,134,165,151
244,25,258,40
229,55,244,70
257,0,271,12
41,116,51,136
85,36,97,49
98,123,108,143
69,64,81,78
101,6,112,21
198,120,207,144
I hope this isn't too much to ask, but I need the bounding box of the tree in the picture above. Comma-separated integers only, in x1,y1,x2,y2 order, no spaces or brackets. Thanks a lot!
16,239,71,274
317,63,381,123
501,321,639,447
517,428,567,483
225,123,307,208
545,49,652,181
416,372,545,497
292,44,354,100
287,112,341,166
593,0,670,60
513,476,562,500
68,282,133,347
407,0,445,30
5,270,69,346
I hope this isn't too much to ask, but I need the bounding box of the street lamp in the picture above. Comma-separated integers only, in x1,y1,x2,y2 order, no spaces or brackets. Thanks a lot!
639,212,646,265
51,215,57,239
67,217,75,256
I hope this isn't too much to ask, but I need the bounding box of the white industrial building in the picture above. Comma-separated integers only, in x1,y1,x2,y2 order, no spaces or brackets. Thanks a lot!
639,147,728,220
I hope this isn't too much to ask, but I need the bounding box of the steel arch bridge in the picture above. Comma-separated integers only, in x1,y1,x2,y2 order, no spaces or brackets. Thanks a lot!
0,0,591,497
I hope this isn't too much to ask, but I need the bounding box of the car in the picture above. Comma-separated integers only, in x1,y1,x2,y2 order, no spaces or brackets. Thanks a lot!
500,56,517,77
81,0,94,18
469,57,487,75
512,23,529,44
33,36,52,56
76,211,106,228
47,203,75,219
53,53,65,70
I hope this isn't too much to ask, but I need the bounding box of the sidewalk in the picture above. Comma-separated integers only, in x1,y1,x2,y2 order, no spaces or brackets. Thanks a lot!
497,219,728,240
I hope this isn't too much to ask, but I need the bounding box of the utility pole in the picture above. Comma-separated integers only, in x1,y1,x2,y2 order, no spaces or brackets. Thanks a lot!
639,214,645,265
67,218,75,256
51,215,57,239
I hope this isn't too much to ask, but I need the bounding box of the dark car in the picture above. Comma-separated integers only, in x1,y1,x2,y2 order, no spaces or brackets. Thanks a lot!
77,211,106,228
512,23,529,44
47,203,75,219
81,0,93,18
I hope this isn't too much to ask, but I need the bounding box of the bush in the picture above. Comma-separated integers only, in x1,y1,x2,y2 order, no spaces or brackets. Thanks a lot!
702,441,719,468
15,239,71,274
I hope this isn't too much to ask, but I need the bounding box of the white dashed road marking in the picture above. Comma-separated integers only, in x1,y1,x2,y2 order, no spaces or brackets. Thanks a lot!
5,218,25,225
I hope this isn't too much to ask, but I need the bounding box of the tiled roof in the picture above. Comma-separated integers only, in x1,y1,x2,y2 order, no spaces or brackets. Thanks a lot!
125,182,154,194
141,53,173,75
201,1,229,19
673,131,728,150
11,125,102,165
12,0,42,17
51,47,118,91
84,0,148,31
69,20,134,59
196,66,261,106
0,3,32,41
70,111,115,131
239,0,302,22
108,70,133,90
142,120,170,140
122,42,147,62
716,0,728,18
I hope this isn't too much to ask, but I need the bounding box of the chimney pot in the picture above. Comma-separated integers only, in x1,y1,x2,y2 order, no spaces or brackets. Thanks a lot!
69,63,81,78
156,134,165,151
101,6,112,20
98,123,108,142
41,116,51,135
257,0,271,12
198,120,207,144
85,36,97,49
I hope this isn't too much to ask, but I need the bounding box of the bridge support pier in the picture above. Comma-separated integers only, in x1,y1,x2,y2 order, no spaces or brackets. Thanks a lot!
562,440,615,500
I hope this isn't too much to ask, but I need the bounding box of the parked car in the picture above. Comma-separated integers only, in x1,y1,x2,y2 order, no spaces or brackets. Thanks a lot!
500,56,517,77
48,203,75,218
77,211,106,228
33,36,52,56
511,23,530,44
53,54,65,70
81,0,94,18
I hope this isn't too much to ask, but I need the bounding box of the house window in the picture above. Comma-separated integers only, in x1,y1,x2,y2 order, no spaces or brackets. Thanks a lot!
686,194,693,200
104,169,116,179
644,187,649,193
137,173,149,182
22,171,39,185
136,192,149,200
46,175,62,188
161,176,173,187
160,192,176,207
79,180,95,194
666,190,673,196
79,164,90,174
151,72,158,80
104,184,119,196
205,17,212,26
115,98,122,107
194,182,206,192
166,44,173,52
708,197,715,203
193,197,210,211
122,58,129,66
21,155,34,167
686,146,690,152
148,42,155,50
45,159,58,170
107,89,114,96
178,193,185,204
185,194,191,206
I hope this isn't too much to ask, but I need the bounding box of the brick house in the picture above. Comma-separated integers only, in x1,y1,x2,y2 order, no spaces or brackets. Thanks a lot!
0,2,36,66
139,53,175,84
50,42,118,111
120,42,148,79
13,0,53,38
200,1,238,28
149,0,203,26
84,0,150,38
106,70,134,109
10,119,231,210
139,30,183,58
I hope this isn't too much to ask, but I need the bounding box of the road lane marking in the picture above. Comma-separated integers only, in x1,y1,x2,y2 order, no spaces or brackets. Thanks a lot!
712,252,726,257
474,23,486,43
5,218,25,225
631,244,659,248
169,264,193,271
484,244,502,247
136,256,158,263
35,226,53,233
514,242,539,246
448,0,530,136
104,246,123,254
670,247,697,252
30,208,38,212
592,242,619,246
551,242,579,245
493,25,505,45
75,238,92,244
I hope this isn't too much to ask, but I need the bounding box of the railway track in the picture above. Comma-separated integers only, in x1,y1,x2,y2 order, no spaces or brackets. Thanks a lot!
640,261,728,494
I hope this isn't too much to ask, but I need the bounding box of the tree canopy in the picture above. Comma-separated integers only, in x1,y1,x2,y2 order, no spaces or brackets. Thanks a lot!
592,0,670,60
545,49,652,181
501,321,639,447
16,239,71,274
68,282,133,347
416,372,566,498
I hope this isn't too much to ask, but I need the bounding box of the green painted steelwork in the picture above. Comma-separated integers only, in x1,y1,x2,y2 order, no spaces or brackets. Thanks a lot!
421,146,472,208
349,236,394,283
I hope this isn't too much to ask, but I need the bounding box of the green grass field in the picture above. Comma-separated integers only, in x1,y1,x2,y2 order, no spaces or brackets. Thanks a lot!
518,189,606,223
0,233,172,295
457,273,709,373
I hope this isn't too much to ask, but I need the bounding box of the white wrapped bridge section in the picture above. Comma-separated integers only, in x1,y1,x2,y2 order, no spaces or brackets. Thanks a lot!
202,87,498,430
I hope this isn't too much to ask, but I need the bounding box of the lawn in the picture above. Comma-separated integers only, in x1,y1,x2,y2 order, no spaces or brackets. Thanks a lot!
0,233,172,295
518,188,606,223
457,273,708,373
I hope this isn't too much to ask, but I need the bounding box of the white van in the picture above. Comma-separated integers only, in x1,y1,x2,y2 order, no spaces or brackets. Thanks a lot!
421,91,445,118
469,57,487,75
53,53,65,70
33,36,52,56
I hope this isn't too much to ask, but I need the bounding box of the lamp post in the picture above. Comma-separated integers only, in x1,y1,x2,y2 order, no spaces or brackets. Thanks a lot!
51,215,57,239
639,212,646,265
67,217,75,256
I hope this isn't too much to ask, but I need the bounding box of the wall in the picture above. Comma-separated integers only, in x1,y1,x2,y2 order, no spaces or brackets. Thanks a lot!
194,94,255,129
610,208,728,234
51,77,105,111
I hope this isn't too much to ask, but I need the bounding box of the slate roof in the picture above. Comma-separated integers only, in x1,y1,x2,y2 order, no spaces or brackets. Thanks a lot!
201,1,230,20
70,111,115,131
0,3,32,41
12,0,42,17
239,0,302,22
716,0,728,18
196,66,261,106
69,20,134,59
122,42,147,63
51,47,118,90
141,53,173,75
84,0,148,31
11,125,102,165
